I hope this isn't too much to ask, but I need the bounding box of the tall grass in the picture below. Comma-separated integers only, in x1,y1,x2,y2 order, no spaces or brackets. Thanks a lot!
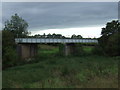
3,56,118,88
2,45,119,88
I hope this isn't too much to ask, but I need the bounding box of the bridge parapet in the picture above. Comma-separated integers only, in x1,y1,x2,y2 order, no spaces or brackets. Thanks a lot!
15,38,98,44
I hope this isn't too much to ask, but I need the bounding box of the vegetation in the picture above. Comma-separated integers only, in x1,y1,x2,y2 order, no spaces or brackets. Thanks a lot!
98,20,120,56
71,34,82,39
2,13,29,69
2,14,90,69
2,14,119,88
34,33,66,39
33,33,83,39
3,45,119,88
3,58,118,88
2,30,18,69
3,13,29,38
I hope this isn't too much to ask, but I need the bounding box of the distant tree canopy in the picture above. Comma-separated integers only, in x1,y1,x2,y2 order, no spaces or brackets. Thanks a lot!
34,33,65,38
3,13,29,38
98,20,120,56
33,33,83,39
71,34,82,39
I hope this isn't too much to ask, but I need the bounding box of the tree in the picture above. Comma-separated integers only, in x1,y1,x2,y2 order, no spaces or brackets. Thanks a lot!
98,20,120,56
43,33,46,38
47,33,52,38
71,34,77,39
101,20,119,36
71,34,82,39
52,33,56,38
2,13,29,69
3,13,29,38
105,33,120,56
2,30,15,48
77,35,82,38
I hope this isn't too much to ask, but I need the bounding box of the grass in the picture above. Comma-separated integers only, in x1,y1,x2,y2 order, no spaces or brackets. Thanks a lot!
83,46,94,53
2,45,119,88
3,56,118,88
83,46,94,55
38,44,59,56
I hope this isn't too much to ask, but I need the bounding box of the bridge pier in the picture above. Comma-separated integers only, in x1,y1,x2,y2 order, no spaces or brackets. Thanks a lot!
64,43,74,56
17,44,38,59
60,43,77,56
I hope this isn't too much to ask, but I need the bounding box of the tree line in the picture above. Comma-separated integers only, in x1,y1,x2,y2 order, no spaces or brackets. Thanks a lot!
32,33,83,39
2,13,120,69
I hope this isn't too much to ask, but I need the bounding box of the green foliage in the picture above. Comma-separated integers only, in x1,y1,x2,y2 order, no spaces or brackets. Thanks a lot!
3,47,18,69
2,30,18,69
105,32,120,56
34,33,83,39
58,44,65,56
76,73,86,82
83,46,94,54
3,13,29,38
2,14,30,69
92,45,105,56
2,30,15,48
2,56,118,88
99,20,120,56
101,20,120,36
73,43,85,56
58,44,87,56
71,34,82,39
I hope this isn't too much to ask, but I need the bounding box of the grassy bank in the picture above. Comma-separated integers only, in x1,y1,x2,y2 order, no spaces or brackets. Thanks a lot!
3,55,118,88
2,45,119,88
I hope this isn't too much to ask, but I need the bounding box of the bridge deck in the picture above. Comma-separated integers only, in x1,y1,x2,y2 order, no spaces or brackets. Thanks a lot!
15,38,98,44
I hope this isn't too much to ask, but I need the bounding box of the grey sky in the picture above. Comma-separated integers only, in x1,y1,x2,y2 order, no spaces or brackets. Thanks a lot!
2,0,120,2
2,2,118,35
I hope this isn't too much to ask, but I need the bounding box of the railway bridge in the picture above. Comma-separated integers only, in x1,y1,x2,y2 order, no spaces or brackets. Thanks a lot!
15,38,98,59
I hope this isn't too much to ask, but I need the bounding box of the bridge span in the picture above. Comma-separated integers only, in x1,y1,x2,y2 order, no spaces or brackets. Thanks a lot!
15,38,98,44
15,38,98,59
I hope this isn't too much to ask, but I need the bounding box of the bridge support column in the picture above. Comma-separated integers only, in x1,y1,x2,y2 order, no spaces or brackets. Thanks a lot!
17,44,38,59
60,43,76,56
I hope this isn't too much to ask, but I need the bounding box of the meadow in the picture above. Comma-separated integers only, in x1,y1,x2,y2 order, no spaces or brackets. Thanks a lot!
2,45,119,88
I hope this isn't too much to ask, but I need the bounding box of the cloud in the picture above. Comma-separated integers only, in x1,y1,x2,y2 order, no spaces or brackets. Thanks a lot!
2,2,118,31
31,26,103,38
2,0,120,2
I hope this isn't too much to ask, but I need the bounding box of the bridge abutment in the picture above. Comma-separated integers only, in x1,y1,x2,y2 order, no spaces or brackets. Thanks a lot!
17,44,38,59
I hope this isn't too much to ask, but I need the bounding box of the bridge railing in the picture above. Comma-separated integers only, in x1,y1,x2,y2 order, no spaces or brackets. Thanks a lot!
15,38,98,44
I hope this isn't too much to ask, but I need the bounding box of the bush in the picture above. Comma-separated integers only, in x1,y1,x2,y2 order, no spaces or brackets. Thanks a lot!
58,44,65,56
73,44,85,56
105,33,120,56
92,45,105,56
99,33,120,56
2,47,18,69
98,20,120,56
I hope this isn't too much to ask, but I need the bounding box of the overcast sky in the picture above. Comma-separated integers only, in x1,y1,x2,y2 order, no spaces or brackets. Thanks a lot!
2,2,118,38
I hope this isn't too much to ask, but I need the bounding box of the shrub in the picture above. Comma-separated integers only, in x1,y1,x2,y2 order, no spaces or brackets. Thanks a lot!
92,45,105,56
2,47,18,69
105,33,120,56
73,44,85,56
98,20,120,56
58,44,65,56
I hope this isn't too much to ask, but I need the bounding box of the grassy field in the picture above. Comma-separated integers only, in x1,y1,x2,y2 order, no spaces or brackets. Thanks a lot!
38,44,59,55
2,45,119,88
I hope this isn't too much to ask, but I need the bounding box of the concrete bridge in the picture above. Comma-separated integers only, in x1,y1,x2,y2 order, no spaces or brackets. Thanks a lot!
15,38,98,59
